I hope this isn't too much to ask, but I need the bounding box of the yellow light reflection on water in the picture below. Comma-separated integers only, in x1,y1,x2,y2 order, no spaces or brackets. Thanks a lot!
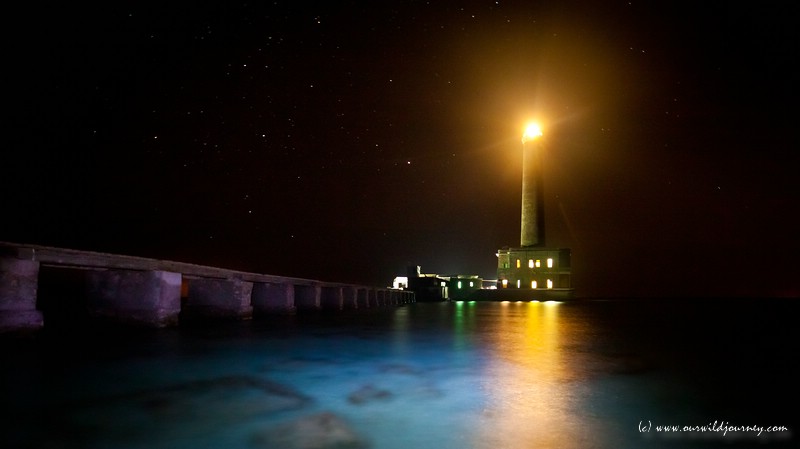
473,301,599,448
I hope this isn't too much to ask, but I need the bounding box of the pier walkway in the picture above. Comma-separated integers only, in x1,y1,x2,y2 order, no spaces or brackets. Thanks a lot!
1,241,413,332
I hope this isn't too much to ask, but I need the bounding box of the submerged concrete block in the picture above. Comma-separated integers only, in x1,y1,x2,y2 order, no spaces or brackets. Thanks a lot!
185,277,254,319
294,284,321,311
252,282,295,315
86,269,181,327
0,258,44,332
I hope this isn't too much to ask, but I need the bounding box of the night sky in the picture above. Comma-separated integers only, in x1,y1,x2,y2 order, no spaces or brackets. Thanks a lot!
3,1,797,298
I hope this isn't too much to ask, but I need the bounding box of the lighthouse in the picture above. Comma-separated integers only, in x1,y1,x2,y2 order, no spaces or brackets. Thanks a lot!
495,123,573,298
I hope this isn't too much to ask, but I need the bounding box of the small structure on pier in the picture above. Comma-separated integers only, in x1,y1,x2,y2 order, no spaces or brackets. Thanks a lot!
403,265,483,301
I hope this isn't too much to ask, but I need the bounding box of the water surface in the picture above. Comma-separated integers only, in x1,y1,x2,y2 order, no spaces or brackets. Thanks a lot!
1,299,796,448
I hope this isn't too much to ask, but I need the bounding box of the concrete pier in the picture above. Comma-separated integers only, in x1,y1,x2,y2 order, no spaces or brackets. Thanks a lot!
357,288,369,308
184,277,254,320
0,258,44,332
321,286,344,311
252,282,295,315
294,284,322,311
382,290,389,305
371,289,380,307
343,286,358,309
0,242,414,332
86,269,181,327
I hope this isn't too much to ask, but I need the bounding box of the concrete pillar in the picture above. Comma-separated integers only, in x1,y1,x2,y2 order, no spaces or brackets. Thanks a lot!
294,284,321,311
86,269,181,327
184,277,254,319
0,258,43,333
342,286,358,309
376,289,386,306
252,282,295,315
321,286,343,311
356,288,369,308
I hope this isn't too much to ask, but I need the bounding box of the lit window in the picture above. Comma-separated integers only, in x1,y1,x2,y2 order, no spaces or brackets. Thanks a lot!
528,259,534,268
457,281,462,289
547,258,553,268
469,281,474,287
501,279,508,288
516,259,521,268
535,259,541,268
516,279,521,288
441,282,446,287
547,279,553,289
531,280,537,288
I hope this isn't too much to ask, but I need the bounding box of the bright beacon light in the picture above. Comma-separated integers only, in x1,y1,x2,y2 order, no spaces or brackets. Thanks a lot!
522,123,543,143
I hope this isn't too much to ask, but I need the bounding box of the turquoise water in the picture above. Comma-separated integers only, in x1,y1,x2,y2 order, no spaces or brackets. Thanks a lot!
1,299,796,448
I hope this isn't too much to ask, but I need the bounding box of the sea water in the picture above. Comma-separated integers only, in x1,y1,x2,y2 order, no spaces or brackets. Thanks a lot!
1,299,796,448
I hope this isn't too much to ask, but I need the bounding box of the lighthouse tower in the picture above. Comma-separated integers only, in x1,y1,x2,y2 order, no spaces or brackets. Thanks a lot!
520,124,544,247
